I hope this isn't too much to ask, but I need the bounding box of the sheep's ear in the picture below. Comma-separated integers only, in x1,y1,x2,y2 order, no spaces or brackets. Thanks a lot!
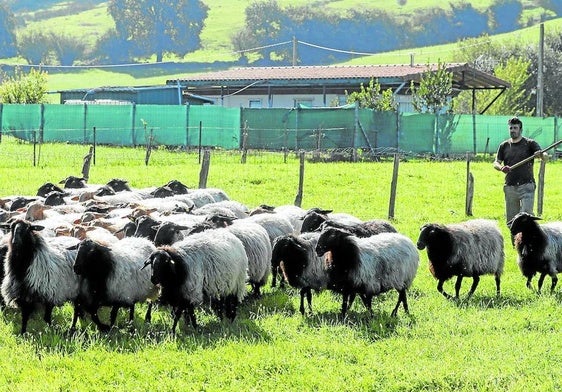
66,243,79,251
530,216,542,221
319,209,333,214
30,225,45,232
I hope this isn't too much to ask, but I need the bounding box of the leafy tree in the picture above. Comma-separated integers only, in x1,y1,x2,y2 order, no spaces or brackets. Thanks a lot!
17,31,52,65
346,78,397,111
489,0,523,33
49,33,86,66
0,4,16,58
410,61,453,114
107,0,209,62
93,29,137,64
0,67,48,104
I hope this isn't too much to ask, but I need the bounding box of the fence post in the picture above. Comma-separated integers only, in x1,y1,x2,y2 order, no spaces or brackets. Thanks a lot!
241,120,248,164
131,103,137,147
145,128,154,166
465,152,474,216
199,149,211,188
0,103,3,144
93,127,96,166
82,146,94,181
198,121,203,164
537,158,546,216
33,129,37,167
294,150,305,207
388,153,399,220
83,103,88,144
185,104,190,152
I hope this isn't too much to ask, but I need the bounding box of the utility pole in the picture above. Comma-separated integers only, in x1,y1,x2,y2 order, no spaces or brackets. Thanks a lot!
292,36,297,66
537,23,544,117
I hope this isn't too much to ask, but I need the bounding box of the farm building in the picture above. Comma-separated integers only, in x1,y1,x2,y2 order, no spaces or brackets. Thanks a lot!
54,85,214,105
165,63,510,112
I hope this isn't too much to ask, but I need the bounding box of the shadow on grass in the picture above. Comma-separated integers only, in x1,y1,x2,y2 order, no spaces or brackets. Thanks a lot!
447,293,540,310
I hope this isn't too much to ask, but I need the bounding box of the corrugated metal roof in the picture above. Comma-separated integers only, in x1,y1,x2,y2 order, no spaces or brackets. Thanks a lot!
166,63,510,90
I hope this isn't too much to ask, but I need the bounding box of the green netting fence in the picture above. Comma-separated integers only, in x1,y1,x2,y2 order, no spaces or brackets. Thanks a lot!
0,104,560,155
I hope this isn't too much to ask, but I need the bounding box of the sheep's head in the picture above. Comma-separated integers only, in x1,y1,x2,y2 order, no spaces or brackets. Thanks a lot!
315,227,349,259
106,178,131,192
165,180,189,195
72,238,107,275
143,249,176,286
508,212,541,236
10,219,44,247
416,224,436,250
153,221,189,246
37,182,65,197
60,176,86,189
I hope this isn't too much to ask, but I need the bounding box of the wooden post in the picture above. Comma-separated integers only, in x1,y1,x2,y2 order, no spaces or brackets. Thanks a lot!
33,129,37,167
93,127,96,166
82,146,94,182
465,153,474,216
537,158,546,216
145,128,153,166
241,121,248,164
199,149,211,188
198,121,203,164
294,150,305,207
388,153,399,220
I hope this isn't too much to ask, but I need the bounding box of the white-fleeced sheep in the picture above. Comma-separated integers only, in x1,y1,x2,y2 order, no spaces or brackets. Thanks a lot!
271,232,329,315
508,212,562,293
68,237,158,331
142,229,248,333
416,219,504,300
316,228,419,318
0,219,81,333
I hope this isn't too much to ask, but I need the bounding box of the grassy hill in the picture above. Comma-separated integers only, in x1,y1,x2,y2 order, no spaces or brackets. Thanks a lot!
5,0,562,95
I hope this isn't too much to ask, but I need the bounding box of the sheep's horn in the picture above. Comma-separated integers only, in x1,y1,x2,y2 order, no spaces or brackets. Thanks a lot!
140,258,152,270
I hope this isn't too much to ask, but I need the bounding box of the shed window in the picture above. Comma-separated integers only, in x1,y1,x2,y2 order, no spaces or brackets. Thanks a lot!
249,99,262,108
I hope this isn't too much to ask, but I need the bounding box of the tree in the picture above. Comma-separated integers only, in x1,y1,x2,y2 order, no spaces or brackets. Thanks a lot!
107,0,209,62
17,31,52,65
0,67,48,104
0,4,16,58
346,78,397,111
50,33,86,66
410,61,453,114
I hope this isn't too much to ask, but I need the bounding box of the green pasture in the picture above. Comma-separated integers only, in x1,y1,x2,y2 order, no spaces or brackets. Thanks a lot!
1,137,562,390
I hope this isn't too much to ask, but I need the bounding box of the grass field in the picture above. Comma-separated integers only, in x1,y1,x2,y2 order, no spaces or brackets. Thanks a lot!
1,137,562,390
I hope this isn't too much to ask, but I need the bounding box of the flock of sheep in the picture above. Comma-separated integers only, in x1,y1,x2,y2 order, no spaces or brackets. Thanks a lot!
0,176,561,335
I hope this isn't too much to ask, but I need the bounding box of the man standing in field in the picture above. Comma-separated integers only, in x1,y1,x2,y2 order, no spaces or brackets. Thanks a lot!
493,117,546,223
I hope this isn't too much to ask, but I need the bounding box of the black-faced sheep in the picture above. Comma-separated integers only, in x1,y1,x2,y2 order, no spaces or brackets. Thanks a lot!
508,212,562,293
319,219,397,237
300,208,362,233
37,182,66,198
271,232,329,315
142,229,248,333
315,228,419,318
69,237,158,331
0,219,81,333
416,219,504,300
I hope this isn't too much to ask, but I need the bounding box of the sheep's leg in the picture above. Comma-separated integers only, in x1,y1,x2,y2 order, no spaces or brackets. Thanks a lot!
550,274,558,294
19,302,33,334
437,280,453,300
495,273,501,296
359,294,373,315
340,292,351,318
305,288,313,314
70,302,82,332
537,273,547,293
454,276,463,298
391,289,408,317
225,295,238,322
89,308,110,332
299,288,306,315
128,305,135,322
109,306,120,326
43,304,54,325
172,306,184,333
466,275,480,299
271,270,278,288
144,303,153,323
526,276,534,291
185,304,197,329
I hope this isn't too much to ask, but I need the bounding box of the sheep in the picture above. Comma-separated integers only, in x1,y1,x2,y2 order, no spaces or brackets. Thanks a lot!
142,229,248,333
508,212,562,293
37,182,66,198
188,219,272,297
318,219,397,237
0,219,82,334
416,219,505,300
300,208,362,233
192,200,249,219
271,232,329,315
250,204,306,233
315,228,419,318
69,237,158,331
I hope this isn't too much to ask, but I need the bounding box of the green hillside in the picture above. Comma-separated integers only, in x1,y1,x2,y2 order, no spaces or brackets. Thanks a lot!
6,0,562,94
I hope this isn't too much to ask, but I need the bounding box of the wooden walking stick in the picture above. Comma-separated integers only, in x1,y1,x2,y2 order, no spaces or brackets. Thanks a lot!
509,139,562,170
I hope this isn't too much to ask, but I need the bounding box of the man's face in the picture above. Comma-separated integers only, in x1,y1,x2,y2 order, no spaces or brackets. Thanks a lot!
509,123,522,139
